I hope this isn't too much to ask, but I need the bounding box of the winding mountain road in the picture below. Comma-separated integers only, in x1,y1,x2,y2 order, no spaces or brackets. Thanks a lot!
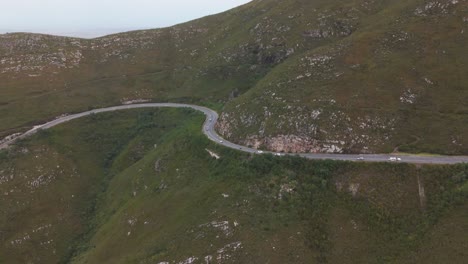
1,103,467,164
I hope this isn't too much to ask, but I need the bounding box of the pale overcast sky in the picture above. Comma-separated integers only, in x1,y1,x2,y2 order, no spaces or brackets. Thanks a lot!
0,0,251,38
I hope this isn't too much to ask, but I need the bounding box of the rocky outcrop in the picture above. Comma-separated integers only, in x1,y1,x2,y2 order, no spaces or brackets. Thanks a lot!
243,134,344,153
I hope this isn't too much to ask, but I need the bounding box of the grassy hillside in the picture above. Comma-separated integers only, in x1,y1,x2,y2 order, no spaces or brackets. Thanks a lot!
1,0,467,155
217,0,468,155
0,109,467,263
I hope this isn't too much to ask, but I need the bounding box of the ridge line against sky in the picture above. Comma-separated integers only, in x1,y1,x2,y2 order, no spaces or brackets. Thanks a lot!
0,0,252,38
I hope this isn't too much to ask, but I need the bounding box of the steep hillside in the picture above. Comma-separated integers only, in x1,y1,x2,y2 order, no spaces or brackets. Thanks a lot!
1,0,467,155
0,108,202,263
217,0,468,155
0,109,467,263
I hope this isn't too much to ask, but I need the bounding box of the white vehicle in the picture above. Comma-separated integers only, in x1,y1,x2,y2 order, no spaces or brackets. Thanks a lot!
397,157,402,161
389,157,397,161
356,157,364,160
257,150,264,154
219,140,223,143
274,153,284,156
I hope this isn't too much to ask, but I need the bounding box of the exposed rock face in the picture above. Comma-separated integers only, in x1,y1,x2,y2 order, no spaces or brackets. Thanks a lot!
215,112,235,139
414,0,463,17
243,134,344,153
217,101,396,154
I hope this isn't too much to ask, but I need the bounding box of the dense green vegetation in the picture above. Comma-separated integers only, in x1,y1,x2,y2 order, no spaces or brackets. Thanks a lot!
0,0,467,262
0,109,466,263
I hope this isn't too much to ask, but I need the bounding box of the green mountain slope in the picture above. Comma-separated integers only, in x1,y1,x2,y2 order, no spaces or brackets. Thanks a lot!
0,109,467,263
0,0,467,155
217,0,468,155
1,1,467,263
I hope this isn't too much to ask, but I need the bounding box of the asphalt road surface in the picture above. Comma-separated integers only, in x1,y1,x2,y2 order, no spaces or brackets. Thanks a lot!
1,103,467,165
